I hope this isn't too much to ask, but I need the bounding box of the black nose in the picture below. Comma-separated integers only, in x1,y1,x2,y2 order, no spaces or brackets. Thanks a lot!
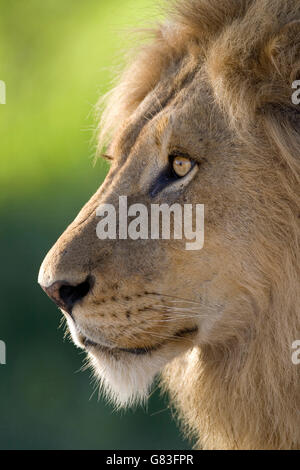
41,276,93,313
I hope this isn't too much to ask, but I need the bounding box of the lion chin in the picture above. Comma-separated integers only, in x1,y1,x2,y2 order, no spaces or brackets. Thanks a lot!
87,345,189,408
65,313,199,407
39,0,300,450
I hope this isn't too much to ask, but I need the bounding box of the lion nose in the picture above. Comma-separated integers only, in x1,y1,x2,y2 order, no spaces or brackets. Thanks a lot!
41,276,93,313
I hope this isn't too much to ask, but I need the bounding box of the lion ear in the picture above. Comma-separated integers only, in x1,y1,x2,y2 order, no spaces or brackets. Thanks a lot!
264,20,300,81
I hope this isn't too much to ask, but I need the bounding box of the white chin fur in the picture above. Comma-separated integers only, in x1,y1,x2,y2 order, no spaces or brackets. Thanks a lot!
87,343,190,408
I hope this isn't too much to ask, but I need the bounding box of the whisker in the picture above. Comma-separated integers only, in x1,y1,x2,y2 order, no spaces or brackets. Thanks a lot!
155,304,210,314
154,305,212,317
150,407,170,417
159,316,205,322
148,292,206,306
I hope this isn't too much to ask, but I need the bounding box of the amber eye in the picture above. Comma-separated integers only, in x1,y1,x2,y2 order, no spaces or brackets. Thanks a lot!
171,156,193,178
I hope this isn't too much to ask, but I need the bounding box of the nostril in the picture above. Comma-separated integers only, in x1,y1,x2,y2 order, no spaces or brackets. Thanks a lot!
59,280,91,309
41,275,93,313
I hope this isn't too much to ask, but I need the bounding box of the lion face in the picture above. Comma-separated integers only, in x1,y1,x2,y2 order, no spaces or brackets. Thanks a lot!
38,4,297,407
39,60,255,406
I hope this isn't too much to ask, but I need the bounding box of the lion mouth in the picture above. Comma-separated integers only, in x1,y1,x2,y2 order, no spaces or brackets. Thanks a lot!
82,327,198,356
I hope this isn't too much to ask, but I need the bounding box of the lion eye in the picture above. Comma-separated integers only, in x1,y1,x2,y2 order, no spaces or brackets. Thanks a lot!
150,154,197,197
171,156,193,178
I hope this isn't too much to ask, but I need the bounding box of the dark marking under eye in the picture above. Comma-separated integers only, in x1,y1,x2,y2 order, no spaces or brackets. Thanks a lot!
149,160,196,198
149,166,177,198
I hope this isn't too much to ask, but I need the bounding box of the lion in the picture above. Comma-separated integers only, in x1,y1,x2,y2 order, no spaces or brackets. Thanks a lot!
38,0,300,450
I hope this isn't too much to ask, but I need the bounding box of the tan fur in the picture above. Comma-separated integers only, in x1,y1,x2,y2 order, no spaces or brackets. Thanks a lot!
39,0,300,449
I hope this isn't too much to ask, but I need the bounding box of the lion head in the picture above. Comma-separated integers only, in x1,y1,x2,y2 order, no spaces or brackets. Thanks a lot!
39,0,300,449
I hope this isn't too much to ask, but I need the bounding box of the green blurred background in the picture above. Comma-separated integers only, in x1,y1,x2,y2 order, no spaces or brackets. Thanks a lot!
0,0,190,450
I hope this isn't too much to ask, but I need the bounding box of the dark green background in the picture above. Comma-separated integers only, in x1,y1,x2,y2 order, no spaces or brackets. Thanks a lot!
0,0,190,450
